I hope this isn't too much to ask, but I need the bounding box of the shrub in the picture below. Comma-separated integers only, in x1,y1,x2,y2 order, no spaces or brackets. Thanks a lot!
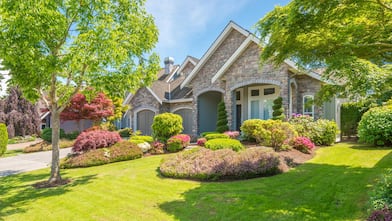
290,137,315,153
167,137,183,153
240,119,265,141
289,114,314,138
0,123,8,156
129,140,151,153
118,128,133,137
216,101,229,133
41,127,66,143
201,131,218,137
23,139,74,153
369,169,392,211
61,141,142,168
197,138,207,146
272,97,285,120
72,130,121,152
130,135,153,143
150,141,165,154
367,207,392,221
152,113,183,142
64,131,80,140
358,105,392,146
310,119,338,146
341,102,366,137
170,134,190,147
205,138,244,152
160,147,281,180
204,133,230,140
223,131,240,139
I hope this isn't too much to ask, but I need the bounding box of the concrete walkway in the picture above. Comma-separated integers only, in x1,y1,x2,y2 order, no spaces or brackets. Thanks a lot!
0,145,72,177
7,138,44,151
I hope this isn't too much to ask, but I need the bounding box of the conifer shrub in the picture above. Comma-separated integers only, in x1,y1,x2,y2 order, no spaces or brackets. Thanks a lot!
0,123,8,156
358,104,392,146
204,133,230,140
62,141,142,168
216,101,229,133
272,97,285,120
72,130,121,152
205,138,244,151
152,113,183,142
160,147,281,180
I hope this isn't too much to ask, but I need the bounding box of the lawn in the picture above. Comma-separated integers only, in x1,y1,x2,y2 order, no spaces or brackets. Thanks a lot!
0,142,391,221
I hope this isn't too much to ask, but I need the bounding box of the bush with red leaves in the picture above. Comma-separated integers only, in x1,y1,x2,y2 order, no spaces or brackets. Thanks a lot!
72,130,121,152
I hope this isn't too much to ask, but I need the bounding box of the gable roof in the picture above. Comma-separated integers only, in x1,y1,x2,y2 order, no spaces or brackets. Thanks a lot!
177,56,199,76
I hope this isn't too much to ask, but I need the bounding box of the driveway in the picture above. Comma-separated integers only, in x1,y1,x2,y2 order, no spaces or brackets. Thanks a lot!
0,147,72,177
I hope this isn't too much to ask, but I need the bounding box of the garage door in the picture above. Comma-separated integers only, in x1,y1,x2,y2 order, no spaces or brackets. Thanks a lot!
137,110,155,135
174,109,193,135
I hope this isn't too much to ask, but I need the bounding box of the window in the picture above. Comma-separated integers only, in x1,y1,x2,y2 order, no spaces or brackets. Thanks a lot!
251,89,259,96
303,95,314,117
248,85,280,120
236,91,241,100
264,88,275,95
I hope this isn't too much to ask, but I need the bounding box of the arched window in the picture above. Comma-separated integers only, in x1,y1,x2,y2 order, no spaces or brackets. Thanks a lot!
303,95,314,117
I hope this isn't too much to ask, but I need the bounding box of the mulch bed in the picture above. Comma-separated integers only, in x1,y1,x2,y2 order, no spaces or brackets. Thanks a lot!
32,178,72,189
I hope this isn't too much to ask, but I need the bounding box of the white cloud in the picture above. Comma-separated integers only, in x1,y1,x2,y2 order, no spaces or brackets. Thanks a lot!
146,0,251,59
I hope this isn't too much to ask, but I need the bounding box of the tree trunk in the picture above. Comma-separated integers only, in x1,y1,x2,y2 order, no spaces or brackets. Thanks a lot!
48,110,62,183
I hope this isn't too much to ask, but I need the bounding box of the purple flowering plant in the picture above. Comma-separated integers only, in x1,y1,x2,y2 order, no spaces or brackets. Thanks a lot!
223,131,240,139
291,136,315,154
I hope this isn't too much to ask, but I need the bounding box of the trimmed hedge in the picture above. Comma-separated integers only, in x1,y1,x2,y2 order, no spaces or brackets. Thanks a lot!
204,138,244,152
340,102,365,137
160,147,281,180
358,104,392,146
72,130,121,152
41,127,66,143
152,113,183,142
204,133,230,140
0,123,8,156
130,135,153,143
201,131,218,137
61,141,142,168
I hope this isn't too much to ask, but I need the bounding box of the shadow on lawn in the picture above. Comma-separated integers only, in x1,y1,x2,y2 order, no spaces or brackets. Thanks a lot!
159,150,392,221
0,172,96,220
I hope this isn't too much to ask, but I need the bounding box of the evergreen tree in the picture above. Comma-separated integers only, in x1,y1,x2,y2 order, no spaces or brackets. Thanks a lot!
272,97,285,121
216,101,229,133
0,87,40,138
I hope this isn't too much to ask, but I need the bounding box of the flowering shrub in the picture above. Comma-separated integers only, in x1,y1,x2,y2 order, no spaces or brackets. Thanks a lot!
290,137,315,153
166,134,190,152
62,141,142,168
160,147,281,180
72,130,121,152
224,131,240,139
370,169,392,211
204,133,230,140
136,142,152,153
367,207,392,221
204,138,244,152
197,138,207,146
150,141,165,154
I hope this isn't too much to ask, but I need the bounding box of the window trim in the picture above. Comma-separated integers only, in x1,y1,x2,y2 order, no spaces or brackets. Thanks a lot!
303,95,314,117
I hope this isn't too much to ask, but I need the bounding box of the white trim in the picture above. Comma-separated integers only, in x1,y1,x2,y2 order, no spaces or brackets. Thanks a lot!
166,66,180,83
177,56,197,76
181,21,250,89
123,92,133,105
303,94,315,118
163,98,193,104
211,35,259,83
171,106,193,113
40,111,50,120
146,87,162,104
248,85,280,120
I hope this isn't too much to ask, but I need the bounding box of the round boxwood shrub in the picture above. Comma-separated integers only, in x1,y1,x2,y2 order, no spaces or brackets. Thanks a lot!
240,119,265,141
0,123,8,156
205,138,244,152
204,133,230,140
310,119,338,146
41,127,66,143
152,113,183,142
358,104,392,146
166,134,190,152
72,130,121,152
62,141,142,168
130,135,153,143
160,147,281,180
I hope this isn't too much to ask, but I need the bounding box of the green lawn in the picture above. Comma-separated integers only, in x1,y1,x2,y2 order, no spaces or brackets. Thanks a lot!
1,149,23,158
1,142,391,221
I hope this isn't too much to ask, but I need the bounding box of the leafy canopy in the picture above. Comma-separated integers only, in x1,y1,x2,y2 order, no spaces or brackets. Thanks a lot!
256,0,392,103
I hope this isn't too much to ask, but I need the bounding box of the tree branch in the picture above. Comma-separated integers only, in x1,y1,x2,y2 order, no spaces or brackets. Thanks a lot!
377,0,392,11
38,88,50,109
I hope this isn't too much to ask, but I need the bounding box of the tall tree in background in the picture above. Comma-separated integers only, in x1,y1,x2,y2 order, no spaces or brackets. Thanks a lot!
0,0,160,184
61,92,114,130
256,0,392,103
0,87,40,138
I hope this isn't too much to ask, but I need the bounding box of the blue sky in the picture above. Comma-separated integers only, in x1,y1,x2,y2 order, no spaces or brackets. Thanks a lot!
145,0,290,66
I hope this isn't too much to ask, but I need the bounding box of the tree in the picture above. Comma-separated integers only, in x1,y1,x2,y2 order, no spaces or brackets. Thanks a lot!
272,97,285,121
0,87,41,138
61,92,114,129
0,0,160,184
256,0,392,103
216,101,229,133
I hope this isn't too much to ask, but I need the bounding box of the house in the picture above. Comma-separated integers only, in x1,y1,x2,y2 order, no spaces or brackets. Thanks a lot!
122,21,342,137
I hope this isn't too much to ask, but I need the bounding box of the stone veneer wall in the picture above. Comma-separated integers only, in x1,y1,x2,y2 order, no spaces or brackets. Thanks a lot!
181,62,195,77
129,87,162,129
295,75,323,118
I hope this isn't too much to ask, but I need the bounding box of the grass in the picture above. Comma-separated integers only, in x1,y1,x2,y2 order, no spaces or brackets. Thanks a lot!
0,142,391,221
1,149,23,158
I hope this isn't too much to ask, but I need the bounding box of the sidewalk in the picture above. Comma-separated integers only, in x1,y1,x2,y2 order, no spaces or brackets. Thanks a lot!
7,138,44,151
0,147,72,177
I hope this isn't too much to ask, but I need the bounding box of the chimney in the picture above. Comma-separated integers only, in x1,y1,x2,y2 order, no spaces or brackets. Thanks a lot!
164,57,174,75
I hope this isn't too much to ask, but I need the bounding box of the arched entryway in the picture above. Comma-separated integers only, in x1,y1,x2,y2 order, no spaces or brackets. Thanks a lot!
173,108,193,135
136,109,155,135
197,91,223,134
